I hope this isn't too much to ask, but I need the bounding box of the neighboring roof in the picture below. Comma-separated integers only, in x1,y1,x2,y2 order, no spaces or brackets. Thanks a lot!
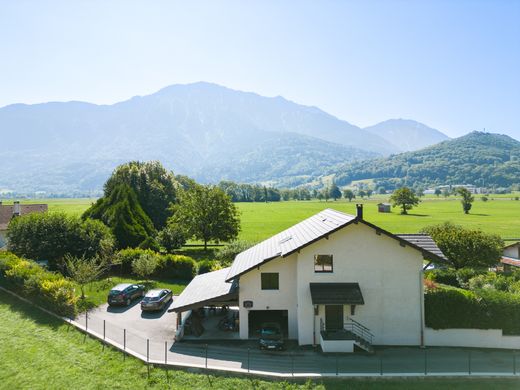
396,234,448,262
171,267,238,312
0,204,48,230
310,283,364,305
226,209,356,281
501,256,520,268
226,208,448,282
504,241,520,249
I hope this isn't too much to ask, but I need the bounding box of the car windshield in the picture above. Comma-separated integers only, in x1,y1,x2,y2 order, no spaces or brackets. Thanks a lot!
143,296,160,302
261,327,281,339
109,290,122,295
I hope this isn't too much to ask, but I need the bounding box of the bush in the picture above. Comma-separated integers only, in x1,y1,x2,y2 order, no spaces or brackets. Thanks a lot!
0,252,77,316
197,260,222,275
115,248,159,274
156,255,196,280
132,253,158,281
157,224,186,253
425,268,459,287
138,237,161,252
216,240,255,266
425,285,520,335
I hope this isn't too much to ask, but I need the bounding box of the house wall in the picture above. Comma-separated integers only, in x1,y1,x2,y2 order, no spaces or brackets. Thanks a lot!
425,328,520,349
238,253,298,340
504,245,520,259
296,222,424,346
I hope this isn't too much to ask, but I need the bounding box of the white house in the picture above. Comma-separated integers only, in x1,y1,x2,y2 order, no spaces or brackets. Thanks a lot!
171,206,447,352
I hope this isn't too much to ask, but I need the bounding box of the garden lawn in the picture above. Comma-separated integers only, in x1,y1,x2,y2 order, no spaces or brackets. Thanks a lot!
1,290,519,390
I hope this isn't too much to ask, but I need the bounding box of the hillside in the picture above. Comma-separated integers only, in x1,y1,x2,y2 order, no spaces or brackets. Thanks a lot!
332,132,520,189
364,119,449,152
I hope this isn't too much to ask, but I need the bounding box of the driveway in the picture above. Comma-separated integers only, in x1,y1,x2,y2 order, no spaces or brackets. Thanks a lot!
76,298,178,342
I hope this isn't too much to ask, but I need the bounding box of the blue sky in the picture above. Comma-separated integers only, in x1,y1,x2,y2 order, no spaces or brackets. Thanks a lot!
0,0,519,138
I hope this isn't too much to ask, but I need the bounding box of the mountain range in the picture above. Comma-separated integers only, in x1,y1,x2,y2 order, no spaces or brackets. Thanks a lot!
0,82,451,193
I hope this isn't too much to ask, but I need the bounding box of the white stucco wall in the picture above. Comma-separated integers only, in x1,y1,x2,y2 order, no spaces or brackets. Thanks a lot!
425,328,520,349
296,222,423,346
504,245,520,259
238,253,298,340
237,221,425,346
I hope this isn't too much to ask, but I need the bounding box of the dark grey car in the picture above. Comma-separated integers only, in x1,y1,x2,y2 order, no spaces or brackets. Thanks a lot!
140,289,173,312
107,283,146,306
258,322,285,350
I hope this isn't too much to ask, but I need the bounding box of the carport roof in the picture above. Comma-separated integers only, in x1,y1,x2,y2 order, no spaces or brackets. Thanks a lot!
310,283,364,305
170,267,238,312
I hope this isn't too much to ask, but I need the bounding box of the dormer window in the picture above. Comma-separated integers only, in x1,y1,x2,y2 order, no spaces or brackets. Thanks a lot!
314,254,333,273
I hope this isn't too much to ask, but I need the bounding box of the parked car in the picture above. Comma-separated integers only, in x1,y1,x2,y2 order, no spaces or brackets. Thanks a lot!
258,322,285,350
140,289,173,312
107,283,145,306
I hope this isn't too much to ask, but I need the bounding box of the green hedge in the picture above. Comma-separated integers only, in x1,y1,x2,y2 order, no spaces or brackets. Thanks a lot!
115,249,196,280
0,252,77,317
425,286,520,335
425,267,486,288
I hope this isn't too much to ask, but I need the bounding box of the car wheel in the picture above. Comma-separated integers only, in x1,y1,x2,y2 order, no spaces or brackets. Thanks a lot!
126,298,131,306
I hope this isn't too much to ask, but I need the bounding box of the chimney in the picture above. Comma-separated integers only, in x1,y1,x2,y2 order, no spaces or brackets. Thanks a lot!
356,204,363,220
13,201,21,216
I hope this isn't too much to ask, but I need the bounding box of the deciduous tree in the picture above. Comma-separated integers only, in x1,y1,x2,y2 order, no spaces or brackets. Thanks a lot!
343,189,355,202
389,187,420,214
456,187,474,214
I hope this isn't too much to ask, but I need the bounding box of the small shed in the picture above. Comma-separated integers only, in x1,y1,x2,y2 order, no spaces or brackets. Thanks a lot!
377,203,391,213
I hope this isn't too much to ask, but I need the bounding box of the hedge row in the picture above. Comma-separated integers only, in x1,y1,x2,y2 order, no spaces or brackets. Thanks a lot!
425,286,520,335
0,252,77,317
116,248,197,280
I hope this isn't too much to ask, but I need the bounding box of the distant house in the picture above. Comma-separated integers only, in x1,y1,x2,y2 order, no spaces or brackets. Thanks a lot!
377,203,391,213
171,206,447,352
0,201,48,248
500,241,520,271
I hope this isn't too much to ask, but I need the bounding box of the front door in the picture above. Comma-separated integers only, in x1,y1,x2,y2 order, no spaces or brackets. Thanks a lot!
325,305,343,331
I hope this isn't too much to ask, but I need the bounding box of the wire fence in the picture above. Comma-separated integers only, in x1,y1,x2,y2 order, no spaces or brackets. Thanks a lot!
74,311,520,377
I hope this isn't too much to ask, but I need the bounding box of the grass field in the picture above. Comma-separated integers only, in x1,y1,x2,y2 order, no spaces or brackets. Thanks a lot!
1,289,519,390
3,196,520,241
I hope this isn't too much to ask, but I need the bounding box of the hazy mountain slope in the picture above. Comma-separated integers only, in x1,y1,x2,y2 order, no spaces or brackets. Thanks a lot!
364,119,449,152
332,132,520,189
0,82,385,193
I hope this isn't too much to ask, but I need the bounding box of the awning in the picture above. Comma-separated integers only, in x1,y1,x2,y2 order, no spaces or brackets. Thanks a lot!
170,267,238,312
310,283,364,305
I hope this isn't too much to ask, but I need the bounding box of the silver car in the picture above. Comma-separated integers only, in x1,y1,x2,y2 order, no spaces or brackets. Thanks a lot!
140,288,173,312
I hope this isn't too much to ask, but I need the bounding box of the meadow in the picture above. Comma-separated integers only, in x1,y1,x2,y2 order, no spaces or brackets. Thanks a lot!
1,289,518,390
3,195,520,240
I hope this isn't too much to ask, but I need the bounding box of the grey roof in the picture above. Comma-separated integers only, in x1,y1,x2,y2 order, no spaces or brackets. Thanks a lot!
310,283,364,305
226,209,356,281
171,267,238,312
396,234,448,261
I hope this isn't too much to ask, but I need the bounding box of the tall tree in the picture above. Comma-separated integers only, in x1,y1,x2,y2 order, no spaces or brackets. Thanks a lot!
171,185,240,250
329,184,342,200
343,189,355,202
83,184,156,249
422,222,503,269
456,187,474,214
132,252,158,282
104,161,179,229
389,187,420,214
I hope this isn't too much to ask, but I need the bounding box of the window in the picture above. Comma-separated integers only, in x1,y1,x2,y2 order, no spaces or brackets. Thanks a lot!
261,273,279,290
314,254,333,272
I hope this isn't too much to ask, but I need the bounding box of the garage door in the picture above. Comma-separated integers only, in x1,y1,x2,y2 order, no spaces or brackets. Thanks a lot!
248,310,288,338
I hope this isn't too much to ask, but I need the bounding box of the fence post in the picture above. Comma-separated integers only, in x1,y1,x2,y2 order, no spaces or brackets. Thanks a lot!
205,344,208,369
468,350,471,375
123,329,126,360
291,352,294,377
247,348,250,373
147,339,150,378
514,351,517,375
336,353,339,376
103,320,106,340
424,349,427,376
85,311,88,332
379,354,383,376
165,341,168,364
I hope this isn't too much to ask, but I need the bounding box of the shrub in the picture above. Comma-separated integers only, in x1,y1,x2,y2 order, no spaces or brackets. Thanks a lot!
115,248,159,274
132,253,158,281
424,268,459,287
216,240,255,266
156,255,196,280
456,268,486,289
157,224,187,253
197,260,222,275
138,237,161,252
0,252,77,316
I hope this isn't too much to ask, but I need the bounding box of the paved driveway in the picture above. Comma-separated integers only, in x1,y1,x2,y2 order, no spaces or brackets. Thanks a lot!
76,298,178,342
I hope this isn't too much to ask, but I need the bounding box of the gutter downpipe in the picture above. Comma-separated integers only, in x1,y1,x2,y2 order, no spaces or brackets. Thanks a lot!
419,266,425,348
